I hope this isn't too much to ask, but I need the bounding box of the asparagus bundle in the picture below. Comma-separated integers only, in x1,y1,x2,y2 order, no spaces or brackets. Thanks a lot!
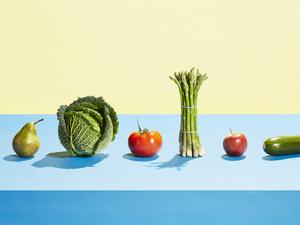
170,68,207,157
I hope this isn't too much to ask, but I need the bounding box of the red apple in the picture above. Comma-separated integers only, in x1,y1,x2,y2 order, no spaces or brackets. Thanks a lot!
223,129,247,156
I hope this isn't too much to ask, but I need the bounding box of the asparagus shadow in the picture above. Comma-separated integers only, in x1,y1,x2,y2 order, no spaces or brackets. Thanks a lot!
148,154,196,171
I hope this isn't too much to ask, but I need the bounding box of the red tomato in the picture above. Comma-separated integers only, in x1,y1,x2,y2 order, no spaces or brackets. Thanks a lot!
128,129,163,157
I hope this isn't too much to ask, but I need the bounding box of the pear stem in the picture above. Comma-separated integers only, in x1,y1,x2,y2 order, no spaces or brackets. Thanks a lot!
34,119,44,125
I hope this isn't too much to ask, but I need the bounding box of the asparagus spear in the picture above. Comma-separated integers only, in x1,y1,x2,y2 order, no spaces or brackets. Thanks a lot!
169,68,207,157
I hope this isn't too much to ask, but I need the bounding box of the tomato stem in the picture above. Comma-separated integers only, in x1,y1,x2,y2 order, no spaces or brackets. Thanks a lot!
137,117,149,134
137,117,142,132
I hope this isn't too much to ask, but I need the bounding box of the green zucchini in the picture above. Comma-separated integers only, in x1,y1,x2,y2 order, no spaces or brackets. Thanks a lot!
263,136,300,155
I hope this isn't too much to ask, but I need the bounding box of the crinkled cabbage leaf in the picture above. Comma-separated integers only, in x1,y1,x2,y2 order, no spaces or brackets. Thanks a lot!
57,96,119,156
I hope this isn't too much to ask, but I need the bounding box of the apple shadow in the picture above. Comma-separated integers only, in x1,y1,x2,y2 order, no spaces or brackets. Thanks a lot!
147,154,196,171
221,154,246,161
3,154,34,162
262,154,300,161
123,153,159,162
32,151,108,169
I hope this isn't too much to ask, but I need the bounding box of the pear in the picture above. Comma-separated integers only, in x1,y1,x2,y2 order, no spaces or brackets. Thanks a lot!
12,119,43,157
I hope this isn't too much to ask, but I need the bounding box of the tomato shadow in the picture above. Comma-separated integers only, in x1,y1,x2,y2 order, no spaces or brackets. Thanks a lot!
221,154,246,161
3,154,34,162
262,154,300,161
147,154,196,171
32,151,108,169
123,153,159,162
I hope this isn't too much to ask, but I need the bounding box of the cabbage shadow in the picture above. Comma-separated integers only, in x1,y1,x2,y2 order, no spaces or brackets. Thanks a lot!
147,154,195,171
32,151,108,169
3,154,34,162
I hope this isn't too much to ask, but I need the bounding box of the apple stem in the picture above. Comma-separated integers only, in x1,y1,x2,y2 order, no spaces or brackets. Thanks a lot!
34,119,44,125
229,128,233,135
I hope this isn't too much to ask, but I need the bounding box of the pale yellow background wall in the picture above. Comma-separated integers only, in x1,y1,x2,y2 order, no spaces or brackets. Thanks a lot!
0,0,299,114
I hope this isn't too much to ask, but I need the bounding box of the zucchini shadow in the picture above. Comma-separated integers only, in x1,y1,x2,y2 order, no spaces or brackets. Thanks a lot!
32,151,108,169
262,154,300,161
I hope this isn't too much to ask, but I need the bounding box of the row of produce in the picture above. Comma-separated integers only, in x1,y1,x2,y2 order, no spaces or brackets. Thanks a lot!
11,68,300,160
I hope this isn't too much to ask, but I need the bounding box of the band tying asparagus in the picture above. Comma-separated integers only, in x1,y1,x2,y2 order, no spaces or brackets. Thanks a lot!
169,68,207,157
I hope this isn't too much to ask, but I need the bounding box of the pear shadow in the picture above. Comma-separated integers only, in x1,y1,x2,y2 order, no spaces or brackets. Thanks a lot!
32,151,108,169
123,153,159,162
221,154,246,161
147,154,196,171
3,154,34,162
262,153,300,161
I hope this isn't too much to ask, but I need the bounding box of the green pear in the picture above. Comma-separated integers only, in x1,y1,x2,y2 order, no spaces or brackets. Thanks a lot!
12,119,43,157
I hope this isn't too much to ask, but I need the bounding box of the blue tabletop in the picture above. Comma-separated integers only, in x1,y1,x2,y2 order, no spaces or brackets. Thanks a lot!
1,191,300,225
1,114,300,190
